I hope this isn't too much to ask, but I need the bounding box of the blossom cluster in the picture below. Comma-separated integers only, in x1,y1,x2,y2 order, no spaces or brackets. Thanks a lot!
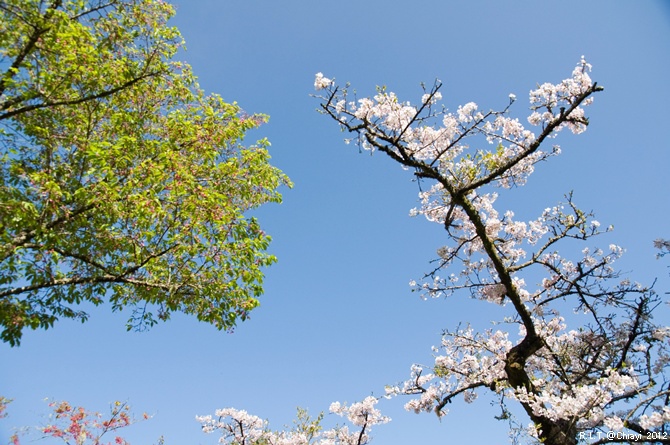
385,327,512,416
197,397,389,445
527,57,594,134
639,407,670,430
515,369,638,426
196,408,267,442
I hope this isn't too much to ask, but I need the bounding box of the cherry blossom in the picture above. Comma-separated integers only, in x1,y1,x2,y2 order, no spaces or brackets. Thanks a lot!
197,397,389,445
314,73,333,91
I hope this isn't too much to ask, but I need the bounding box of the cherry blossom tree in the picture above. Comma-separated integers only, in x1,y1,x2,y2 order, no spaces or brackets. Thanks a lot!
313,60,670,445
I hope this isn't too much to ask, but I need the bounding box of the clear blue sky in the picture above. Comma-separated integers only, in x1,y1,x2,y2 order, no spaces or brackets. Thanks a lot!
2,1,670,444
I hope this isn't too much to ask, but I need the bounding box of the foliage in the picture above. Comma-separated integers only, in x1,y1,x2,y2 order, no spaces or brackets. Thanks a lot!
313,61,670,444
0,396,10,419
0,0,290,346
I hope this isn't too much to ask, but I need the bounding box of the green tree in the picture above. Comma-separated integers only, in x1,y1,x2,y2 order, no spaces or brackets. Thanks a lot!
0,0,290,346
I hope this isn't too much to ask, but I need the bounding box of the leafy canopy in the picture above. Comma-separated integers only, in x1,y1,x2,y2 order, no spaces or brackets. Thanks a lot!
0,0,290,346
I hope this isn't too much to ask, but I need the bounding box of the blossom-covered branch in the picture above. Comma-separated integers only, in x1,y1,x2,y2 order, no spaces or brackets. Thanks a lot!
196,397,389,445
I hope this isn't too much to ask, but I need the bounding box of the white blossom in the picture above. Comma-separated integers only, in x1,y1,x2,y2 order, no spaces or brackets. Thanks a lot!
314,72,333,90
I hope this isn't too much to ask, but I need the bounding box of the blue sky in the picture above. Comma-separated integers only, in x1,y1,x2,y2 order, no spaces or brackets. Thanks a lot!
2,1,670,444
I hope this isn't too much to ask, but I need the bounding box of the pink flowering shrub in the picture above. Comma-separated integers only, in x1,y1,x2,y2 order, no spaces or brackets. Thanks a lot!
2,399,148,445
